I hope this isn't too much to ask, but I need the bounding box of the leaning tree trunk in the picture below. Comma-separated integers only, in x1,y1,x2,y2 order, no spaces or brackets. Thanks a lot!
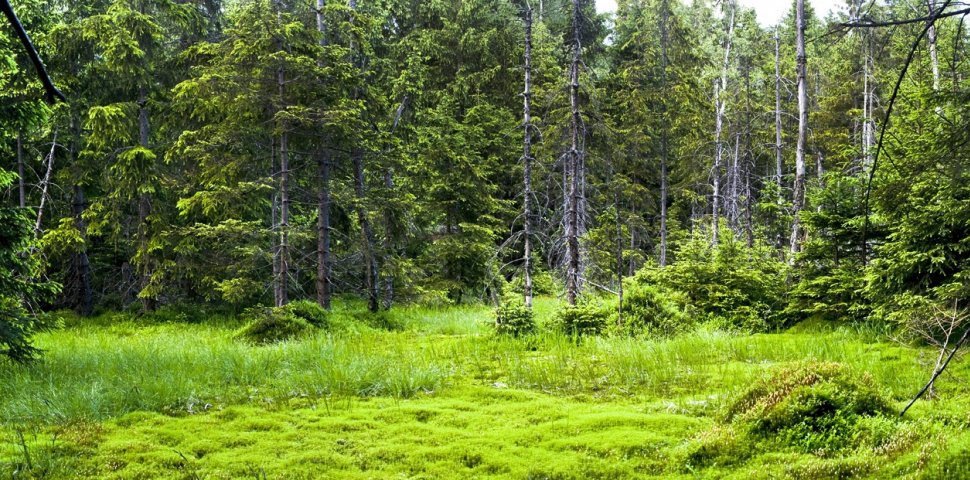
790,0,808,255
565,0,586,306
712,3,735,246
522,4,535,309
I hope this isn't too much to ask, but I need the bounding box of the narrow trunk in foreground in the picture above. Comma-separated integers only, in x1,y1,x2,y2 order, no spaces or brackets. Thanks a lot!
522,5,534,309
790,0,808,255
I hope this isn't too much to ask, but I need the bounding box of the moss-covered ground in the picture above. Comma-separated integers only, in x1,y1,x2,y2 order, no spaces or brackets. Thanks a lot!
2,298,970,479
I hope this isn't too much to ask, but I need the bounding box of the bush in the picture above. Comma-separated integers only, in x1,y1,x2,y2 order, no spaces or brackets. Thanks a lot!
615,282,691,336
235,305,316,344
554,301,611,336
726,362,893,453
494,298,535,336
507,269,561,297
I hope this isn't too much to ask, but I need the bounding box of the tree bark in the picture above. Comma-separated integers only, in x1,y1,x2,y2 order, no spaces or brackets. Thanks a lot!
522,5,535,309
317,152,332,310
774,29,783,196
34,132,55,236
354,149,379,312
136,87,156,311
790,0,808,255
72,185,93,316
276,56,290,307
927,0,941,91
659,0,670,267
565,0,585,306
712,3,735,246
349,0,378,312
315,0,332,310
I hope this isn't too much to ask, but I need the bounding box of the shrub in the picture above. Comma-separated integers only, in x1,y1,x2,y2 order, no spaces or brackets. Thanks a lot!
553,301,610,336
615,282,691,336
507,269,561,297
235,306,315,344
494,298,535,336
726,362,893,453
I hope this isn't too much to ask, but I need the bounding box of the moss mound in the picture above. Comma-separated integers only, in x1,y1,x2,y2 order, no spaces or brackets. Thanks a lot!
727,362,894,452
235,303,325,344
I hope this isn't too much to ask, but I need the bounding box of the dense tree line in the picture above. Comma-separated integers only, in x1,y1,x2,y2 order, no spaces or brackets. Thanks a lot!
3,0,970,358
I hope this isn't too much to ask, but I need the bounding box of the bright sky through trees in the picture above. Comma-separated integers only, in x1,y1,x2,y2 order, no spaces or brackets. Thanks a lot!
595,0,843,25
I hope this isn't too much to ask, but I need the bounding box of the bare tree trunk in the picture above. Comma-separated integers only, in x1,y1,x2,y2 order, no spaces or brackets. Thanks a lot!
522,4,535,309
34,132,56,235
659,0,670,267
17,131,25,208
276,64,290,308
790,0,808,255
774,29,783,196
862,32,874,169
565,0,586,306
927,0,941,91
712,3,735,246
614,176,623,326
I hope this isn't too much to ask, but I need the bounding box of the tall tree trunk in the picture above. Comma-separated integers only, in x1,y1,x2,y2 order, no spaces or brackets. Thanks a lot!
790,0,808,255
349,0,378,312
136,87,156,311
774,30,784,195
565,0,585,306
315,0,332,310
659,0,670,267
862,31,874,169
17,130,25,208
381,98,407,310
276,63,290,307
712,3,735,246
522,5,534,309
72,185,93,316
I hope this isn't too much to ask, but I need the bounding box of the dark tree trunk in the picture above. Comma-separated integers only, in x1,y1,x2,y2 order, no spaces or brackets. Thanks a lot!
659,0,670,267
72,185,93,316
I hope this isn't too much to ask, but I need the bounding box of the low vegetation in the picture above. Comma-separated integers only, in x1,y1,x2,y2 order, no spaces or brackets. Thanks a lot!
2,298,968,479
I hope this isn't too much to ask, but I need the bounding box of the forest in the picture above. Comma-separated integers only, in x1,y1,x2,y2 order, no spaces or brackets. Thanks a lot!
2,0,970,477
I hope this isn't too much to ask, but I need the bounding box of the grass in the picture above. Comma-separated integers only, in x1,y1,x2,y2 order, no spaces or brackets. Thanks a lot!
1,297,969,478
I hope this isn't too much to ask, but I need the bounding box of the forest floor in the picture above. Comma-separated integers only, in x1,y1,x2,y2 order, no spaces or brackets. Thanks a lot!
1,298,970,479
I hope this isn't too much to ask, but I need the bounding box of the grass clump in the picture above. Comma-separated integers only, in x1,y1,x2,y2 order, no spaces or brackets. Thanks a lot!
726,362,894,453
493,298,535,337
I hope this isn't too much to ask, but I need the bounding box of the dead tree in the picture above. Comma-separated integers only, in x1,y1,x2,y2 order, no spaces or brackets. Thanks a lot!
565,0,586,306
522,3,535,309
712,2,735,245
315,0,332,310
790,0,808,255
